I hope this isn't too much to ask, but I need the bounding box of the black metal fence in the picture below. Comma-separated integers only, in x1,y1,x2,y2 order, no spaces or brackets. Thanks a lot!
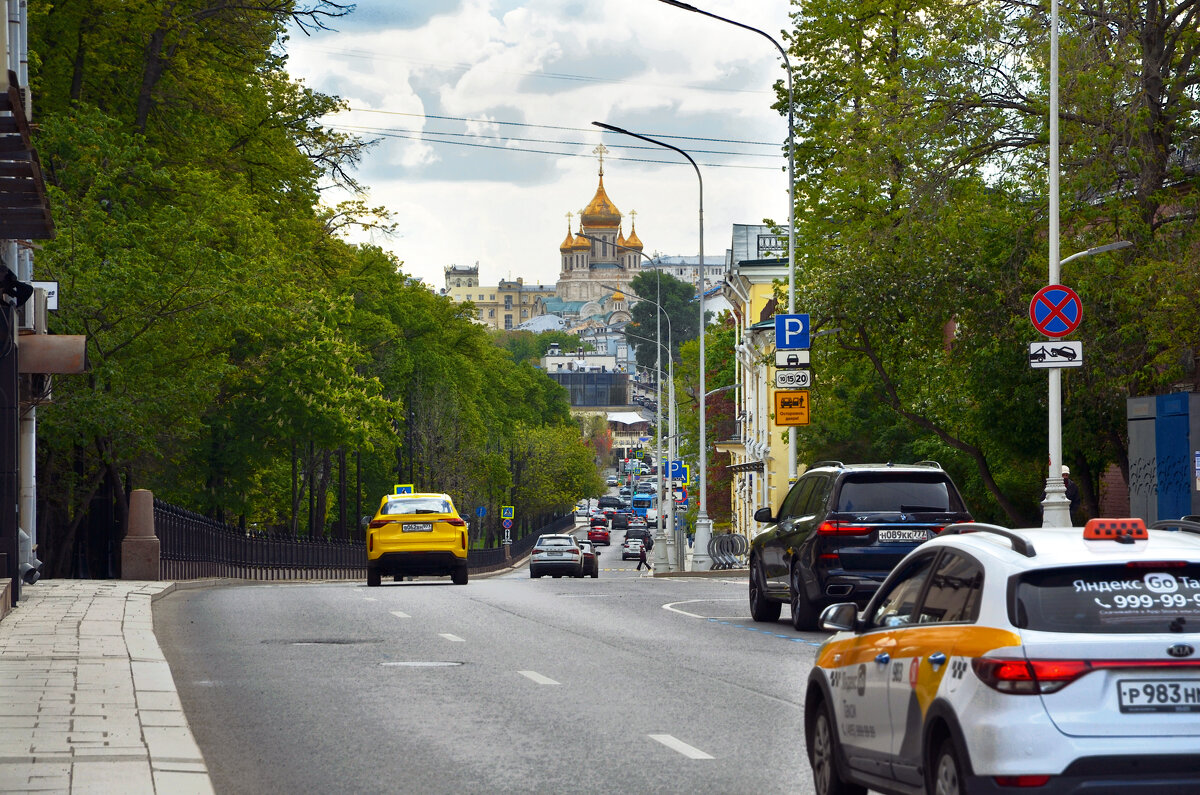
156,499,573,581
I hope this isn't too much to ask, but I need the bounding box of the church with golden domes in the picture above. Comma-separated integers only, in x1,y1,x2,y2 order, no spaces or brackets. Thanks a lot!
550,145,642,314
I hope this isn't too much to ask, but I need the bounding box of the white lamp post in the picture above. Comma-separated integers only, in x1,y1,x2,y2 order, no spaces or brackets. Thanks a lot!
654,1,798,483
593,120,713,569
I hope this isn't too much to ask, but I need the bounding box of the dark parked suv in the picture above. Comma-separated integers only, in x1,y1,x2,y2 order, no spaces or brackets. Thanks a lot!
748,461,972,630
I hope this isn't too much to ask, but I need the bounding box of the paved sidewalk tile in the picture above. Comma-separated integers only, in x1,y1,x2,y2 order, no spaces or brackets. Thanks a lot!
0,581,214,794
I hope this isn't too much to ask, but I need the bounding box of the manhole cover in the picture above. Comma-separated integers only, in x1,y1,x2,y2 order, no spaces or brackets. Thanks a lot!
380,661,464,668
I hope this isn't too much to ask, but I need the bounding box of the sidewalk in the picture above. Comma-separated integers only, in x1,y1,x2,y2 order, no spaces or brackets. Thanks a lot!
0,580,213,794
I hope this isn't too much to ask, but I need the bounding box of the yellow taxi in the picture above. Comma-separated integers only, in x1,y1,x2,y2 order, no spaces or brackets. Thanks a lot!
805,518,1200,795
366,492,469,586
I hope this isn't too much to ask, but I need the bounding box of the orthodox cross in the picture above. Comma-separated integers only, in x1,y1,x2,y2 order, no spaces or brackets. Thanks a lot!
592,143,609,176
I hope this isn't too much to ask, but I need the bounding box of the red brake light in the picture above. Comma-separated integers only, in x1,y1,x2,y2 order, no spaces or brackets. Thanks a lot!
817,521,873,535
444,517,466,526
972,658,1093,694
368,519,389,529
993,775,1051,787
1126,560,1187,568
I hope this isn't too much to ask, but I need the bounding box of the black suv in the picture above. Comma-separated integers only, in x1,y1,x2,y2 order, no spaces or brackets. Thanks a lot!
748,461,972,630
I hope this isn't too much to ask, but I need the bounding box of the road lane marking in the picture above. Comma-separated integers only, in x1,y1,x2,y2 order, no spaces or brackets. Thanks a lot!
439,633,465,642
518,670,560,685
649,734,714,759
390,610,410,618
363,597,377,602
663,598,744,619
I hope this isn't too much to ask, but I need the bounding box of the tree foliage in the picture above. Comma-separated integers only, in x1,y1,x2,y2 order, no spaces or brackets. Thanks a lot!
28,1,600,576
783,0,1200,524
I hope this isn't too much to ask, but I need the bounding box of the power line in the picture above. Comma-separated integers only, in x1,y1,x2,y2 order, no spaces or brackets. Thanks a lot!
342,108,780,148
331,124,780,170
335,123,781,159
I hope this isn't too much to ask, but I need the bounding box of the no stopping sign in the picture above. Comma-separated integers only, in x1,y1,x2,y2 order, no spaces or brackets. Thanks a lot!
1030,284,1082,338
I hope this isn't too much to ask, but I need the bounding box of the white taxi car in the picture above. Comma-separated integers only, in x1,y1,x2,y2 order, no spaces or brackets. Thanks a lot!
805,518,1200,795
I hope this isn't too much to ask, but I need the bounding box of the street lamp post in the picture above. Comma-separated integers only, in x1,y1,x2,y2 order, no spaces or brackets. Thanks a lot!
654,1,798,483
593,120,713,570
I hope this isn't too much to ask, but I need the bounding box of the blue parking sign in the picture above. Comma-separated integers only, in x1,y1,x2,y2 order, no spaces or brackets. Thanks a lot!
775,314,810,349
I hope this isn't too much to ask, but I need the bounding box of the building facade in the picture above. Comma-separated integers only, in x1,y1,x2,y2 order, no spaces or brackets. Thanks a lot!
443,265,557,331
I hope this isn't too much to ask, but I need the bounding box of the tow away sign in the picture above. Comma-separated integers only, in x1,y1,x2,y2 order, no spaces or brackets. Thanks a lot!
1028,341,1083,368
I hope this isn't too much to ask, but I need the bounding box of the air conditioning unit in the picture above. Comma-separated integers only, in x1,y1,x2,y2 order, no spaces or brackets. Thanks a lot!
17,288,47,334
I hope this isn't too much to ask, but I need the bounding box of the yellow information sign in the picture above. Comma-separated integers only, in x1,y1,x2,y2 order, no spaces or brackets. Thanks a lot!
774,390,810,426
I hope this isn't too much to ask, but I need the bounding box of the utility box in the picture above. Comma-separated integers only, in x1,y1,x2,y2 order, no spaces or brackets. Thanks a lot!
1127,393,1200,523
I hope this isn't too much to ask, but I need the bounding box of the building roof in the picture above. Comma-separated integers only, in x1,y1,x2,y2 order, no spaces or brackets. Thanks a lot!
607,411,648,426
581,175,622,228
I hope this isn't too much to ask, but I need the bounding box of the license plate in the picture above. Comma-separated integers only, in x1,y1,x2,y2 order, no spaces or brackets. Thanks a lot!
402,522,433,533
878,528,929,543
546,551,562,556
1118,679,1200,713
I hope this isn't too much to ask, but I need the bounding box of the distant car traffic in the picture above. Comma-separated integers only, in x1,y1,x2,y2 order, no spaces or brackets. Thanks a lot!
529,534,584,579
749,460,972,630
577,539,600,578
606,476,619,487
365,493,469,587
806,517,1200,795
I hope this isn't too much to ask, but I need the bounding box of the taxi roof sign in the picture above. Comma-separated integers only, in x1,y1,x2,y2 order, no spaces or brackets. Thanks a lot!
1083,518,1147,542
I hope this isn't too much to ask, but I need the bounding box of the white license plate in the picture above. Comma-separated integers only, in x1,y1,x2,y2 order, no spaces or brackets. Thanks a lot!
402,522,433,533
1118,679,1200,713
878,528,928,542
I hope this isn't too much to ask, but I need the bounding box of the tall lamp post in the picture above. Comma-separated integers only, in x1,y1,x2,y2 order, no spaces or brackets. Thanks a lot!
600,275,677,573
593,120,713,569
655,1,798,483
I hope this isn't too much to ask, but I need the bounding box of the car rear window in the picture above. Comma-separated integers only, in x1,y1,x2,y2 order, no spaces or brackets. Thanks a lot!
835,476,962,513
1014,563,1200,633
537,537,575,547
384,497,451,515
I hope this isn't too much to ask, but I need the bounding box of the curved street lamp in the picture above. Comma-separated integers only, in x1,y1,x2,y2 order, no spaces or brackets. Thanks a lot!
654,1,798,482
592,120,714,570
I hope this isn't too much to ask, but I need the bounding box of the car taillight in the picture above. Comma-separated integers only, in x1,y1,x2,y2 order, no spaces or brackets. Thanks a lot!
993,775,1051,787
971,658,1093,694
368,519,389,529
461,531,467,548
444,517,466,526
817,521,873,535
368,534,373,552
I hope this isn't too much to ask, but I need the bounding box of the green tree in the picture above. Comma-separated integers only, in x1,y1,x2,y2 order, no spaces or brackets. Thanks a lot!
626,271,704,371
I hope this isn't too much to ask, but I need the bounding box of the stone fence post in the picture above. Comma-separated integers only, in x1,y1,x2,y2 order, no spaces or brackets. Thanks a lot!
121,489,160,580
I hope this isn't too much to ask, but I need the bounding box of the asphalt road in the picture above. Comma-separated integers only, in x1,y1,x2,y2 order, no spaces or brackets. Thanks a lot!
154,522,827,794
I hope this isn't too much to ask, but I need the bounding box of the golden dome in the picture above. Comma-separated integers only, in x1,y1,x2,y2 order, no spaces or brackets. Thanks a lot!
572,228,591,250
625,222,643,250
616,230,627,248
559,226,575,251
580,176,621,228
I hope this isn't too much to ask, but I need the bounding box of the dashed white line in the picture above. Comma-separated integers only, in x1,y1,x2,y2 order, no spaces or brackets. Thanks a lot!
649,734,714,759
390,610,410,618
518,670,560,685
439,633,465,642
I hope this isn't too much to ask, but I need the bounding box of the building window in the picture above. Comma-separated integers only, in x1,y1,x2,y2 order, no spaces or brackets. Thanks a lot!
490,294,496,300
488,309,495,318
504,315,513,330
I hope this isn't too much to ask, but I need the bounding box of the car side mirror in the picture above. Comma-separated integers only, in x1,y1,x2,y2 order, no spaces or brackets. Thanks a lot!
360,515,372,529
819,603,858,632
753,506,774,523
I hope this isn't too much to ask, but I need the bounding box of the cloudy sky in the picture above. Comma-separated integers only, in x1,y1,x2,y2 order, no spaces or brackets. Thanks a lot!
283,0,794,290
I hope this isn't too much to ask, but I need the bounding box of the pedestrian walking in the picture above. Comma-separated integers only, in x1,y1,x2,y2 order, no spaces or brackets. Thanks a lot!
636,541,651,571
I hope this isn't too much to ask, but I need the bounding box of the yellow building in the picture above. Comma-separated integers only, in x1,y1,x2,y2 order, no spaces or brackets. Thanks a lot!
443,265,556,331
717,225,797,541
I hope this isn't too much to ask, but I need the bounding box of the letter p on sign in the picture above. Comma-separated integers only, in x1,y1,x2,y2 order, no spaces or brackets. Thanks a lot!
775,314,810,349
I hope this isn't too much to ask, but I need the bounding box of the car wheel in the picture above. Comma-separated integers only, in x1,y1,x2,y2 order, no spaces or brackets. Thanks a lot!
451,566,468,585
929,737,965,795
749,561,782,623
367,568,381,588
790,564,819,631
808,698,866,795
